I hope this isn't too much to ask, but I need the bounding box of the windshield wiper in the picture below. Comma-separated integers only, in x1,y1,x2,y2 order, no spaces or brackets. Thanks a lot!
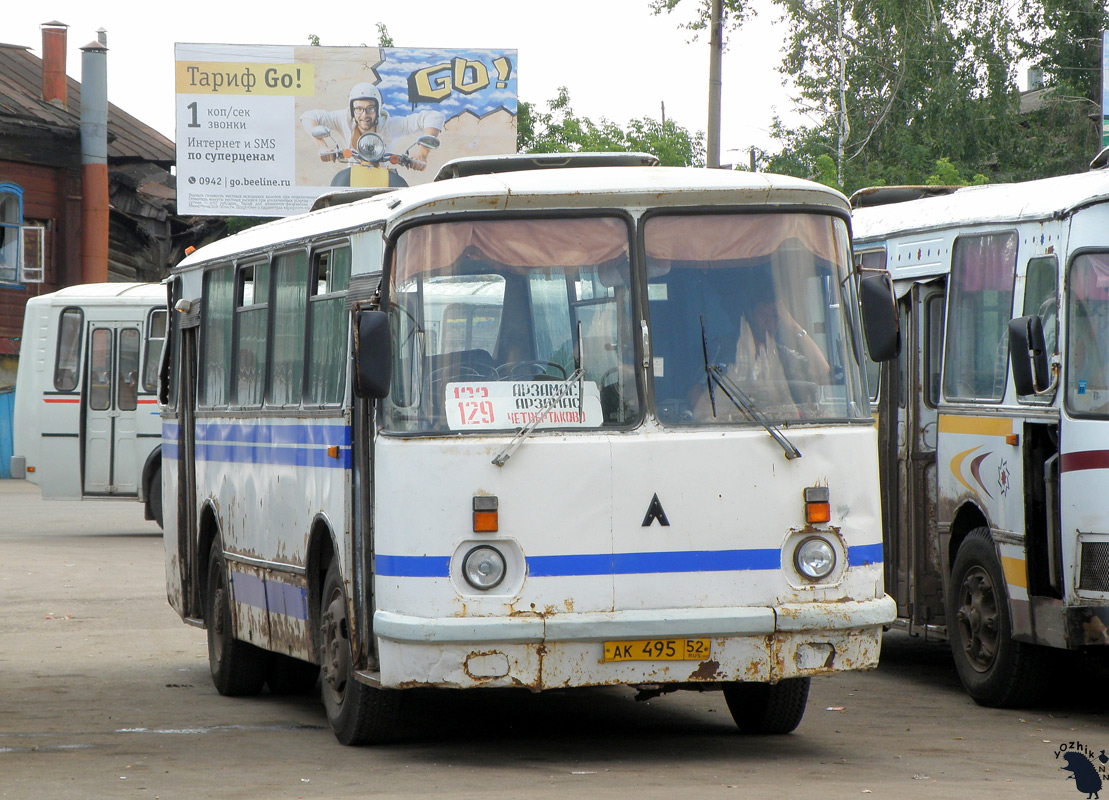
492,321,586,468
491,366,585,467
700,316,802,461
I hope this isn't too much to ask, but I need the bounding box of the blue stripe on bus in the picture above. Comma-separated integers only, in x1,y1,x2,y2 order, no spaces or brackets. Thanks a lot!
848,543,883,565
194,422,351,447
375,545,883,578
230,570,308,620
230,571,268,609
194,441,351,469
160,421,351,468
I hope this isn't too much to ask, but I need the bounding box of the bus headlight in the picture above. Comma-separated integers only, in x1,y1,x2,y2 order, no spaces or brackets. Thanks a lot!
462,545,507,590
794,536,836,580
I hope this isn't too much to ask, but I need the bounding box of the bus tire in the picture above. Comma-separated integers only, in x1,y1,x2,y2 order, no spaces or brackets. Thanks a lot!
946,527,1048,707
148,465,163,529
205,541,267,697
320,560,401,745
266,653,320,696
722,677,810,734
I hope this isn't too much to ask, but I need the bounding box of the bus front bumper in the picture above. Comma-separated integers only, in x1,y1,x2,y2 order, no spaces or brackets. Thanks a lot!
371,595,896,690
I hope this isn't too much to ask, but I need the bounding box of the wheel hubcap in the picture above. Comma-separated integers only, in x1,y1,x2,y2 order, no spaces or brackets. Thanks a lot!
955,566,1000,673
321,593,351,707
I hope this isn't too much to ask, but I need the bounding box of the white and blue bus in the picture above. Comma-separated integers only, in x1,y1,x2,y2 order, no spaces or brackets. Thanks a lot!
161,154,899,745
11,282,167,526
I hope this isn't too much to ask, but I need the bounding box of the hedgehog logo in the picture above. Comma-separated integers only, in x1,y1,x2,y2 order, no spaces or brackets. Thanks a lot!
1062,751,1103,798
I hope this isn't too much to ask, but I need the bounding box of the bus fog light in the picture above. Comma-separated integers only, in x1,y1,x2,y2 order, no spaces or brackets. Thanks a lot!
462,545,507,590
794,537,836,580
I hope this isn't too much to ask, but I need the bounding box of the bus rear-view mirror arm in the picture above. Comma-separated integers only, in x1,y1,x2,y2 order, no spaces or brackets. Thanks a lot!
858,271,900,362
1009,315,1057,396
354,310,392,400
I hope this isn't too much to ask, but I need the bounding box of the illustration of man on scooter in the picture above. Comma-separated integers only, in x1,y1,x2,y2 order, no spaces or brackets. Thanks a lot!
300,82,444,187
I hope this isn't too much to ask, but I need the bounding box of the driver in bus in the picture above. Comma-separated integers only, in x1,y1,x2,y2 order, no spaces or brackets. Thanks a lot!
691,283,831,419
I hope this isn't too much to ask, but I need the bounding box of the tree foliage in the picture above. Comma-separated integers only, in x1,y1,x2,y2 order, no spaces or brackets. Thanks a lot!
517,87,706,166
655,0,1107,192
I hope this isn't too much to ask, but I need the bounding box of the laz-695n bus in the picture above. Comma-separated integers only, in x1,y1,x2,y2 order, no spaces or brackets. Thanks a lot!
161,153,899,744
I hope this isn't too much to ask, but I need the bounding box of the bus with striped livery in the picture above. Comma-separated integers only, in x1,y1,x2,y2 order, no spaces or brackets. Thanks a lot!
852,155,1109,707
11,282,167,526
161,154,899,744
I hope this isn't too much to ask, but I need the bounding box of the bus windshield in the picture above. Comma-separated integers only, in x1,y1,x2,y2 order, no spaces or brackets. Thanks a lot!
644,213,870,425
383,216,640,433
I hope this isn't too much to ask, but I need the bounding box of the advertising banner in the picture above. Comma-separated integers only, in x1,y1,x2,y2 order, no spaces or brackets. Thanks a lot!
175,44,518,217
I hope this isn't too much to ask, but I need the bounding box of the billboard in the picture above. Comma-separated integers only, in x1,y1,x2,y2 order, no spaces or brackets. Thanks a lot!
175,44,518,216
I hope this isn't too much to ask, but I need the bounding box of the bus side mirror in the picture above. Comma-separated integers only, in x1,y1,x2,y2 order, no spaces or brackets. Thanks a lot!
1009,314,1050,395
354,310,392,400
858,272,900,362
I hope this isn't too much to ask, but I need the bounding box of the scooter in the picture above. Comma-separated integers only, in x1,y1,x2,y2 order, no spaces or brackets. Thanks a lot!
311,125,440,188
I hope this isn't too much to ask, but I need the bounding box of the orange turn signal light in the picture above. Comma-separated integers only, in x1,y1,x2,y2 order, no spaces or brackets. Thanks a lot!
473,496,499,532
804,486,830,524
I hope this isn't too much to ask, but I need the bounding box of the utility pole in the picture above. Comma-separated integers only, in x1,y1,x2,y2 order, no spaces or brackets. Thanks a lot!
836,0,849,187
707,0,723,168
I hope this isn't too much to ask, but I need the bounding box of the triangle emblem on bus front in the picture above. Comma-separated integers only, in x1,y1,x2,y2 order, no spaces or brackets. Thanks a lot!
642,493,670,527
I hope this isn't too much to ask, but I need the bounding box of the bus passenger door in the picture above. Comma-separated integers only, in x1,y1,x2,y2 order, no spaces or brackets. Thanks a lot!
83,323,142,496
899,282,945,628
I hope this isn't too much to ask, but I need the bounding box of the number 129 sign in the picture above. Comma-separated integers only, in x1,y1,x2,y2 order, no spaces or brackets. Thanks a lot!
445,381,603,431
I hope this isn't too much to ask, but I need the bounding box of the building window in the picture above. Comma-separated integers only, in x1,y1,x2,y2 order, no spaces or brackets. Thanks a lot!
0,183,23,284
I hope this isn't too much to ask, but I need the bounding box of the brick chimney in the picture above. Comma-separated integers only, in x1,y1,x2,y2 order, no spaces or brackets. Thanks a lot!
40,21,69,108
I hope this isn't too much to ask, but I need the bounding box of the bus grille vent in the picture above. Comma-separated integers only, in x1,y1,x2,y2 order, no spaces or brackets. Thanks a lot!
1079,542,1109,592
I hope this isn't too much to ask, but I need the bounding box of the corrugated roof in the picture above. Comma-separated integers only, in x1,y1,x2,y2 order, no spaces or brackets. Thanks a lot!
0,41,173,165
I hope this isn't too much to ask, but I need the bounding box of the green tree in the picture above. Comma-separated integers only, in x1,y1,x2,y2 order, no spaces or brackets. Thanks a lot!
517,87,705,166
1014,0,1108,175
764,0,1025,193
656,0,1104,189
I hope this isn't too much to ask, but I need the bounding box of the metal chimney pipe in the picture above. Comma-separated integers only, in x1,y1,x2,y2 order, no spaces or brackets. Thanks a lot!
80,38,109,284
40,21,69,108
706,0,723,169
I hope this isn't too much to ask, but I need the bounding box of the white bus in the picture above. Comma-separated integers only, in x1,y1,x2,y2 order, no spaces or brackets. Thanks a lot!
852,156,1109,707
11,282,167,526
162,154,899,745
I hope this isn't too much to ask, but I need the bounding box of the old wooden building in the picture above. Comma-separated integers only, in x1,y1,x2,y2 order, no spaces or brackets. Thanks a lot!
0,22,221,387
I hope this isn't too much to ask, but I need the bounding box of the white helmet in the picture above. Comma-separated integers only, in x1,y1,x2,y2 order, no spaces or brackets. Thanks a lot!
348,82,382,119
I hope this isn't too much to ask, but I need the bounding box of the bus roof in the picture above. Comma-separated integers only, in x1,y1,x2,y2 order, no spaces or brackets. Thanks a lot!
852,168,1109,242
174,166,850,272
28,282,165,306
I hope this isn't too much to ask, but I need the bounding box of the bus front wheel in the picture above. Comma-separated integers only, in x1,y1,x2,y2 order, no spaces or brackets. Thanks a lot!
722,677,809,734
319,560,402,745
205,541,267,696
946,527,1048,707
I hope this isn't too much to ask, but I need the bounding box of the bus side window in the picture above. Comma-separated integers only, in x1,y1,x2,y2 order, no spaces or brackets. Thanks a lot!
118,328,140,411
925,294,945,407
268,250,309,407
54,307,83,391
89,328,113,411
235,262,269,407
942,232,1017,402
142,308,167,393
306,245,351,405
200,265,234,407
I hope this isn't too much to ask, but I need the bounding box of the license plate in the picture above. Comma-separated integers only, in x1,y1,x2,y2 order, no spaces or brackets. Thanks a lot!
603,638,711,662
